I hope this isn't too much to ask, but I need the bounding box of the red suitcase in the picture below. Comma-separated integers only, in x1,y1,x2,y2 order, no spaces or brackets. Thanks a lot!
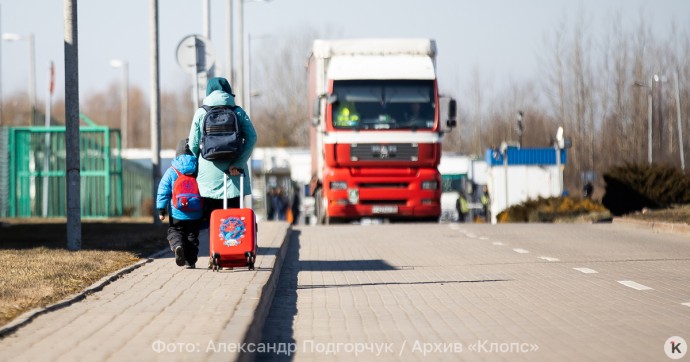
209,171,256,271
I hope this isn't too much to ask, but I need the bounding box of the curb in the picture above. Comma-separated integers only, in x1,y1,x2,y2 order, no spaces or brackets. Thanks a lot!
612,217,690,236
0,247,169,340
205,223,290,362
238,226,292,362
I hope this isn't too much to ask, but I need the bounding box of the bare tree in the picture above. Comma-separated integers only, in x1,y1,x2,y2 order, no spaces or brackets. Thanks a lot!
160,89,194,149
249,26,337,148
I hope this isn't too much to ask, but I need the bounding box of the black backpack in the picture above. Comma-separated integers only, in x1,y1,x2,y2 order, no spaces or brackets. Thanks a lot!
199,105,243,161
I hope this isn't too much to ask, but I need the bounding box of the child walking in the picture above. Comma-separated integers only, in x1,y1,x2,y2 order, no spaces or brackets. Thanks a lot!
156,139,203,268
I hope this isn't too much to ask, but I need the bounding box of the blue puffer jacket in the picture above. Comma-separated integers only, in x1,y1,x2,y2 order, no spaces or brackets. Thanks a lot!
156,154,203,220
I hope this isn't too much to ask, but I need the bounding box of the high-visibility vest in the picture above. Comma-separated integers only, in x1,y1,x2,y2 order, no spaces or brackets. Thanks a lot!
457,196,469,213
335,102,360,126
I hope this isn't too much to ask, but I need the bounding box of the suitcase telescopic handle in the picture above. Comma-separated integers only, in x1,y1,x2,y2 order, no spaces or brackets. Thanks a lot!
223,168,245,210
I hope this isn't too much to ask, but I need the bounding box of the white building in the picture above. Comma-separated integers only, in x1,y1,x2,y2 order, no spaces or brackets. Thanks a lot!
485,146,566,224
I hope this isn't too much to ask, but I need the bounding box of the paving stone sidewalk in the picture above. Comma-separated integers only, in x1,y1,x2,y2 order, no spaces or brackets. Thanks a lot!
0,221,291,362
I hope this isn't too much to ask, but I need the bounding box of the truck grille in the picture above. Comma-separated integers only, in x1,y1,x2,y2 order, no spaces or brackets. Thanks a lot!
360,199,407,205
350,143,418,162
359,183,408,188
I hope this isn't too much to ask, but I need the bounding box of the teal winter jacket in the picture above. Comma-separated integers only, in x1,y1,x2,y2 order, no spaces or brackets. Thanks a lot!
188,88,257,200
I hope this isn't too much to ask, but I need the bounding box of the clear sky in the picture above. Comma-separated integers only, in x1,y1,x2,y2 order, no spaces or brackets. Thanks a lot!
0,0,687,105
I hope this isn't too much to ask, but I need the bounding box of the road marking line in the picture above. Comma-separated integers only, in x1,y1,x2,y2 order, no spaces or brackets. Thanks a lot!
618,280,653,291
573,267,598,274
492,242,504,246
513,248,529,254
682,303,690,307
479,236,490,240
466,233,477,238
449,224,460,230
538,256,560,262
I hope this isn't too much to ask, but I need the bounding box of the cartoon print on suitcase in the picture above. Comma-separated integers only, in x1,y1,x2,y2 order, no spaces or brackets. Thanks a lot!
209,170,257,271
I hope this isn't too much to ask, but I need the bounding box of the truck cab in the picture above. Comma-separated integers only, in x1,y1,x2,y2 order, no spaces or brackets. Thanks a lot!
308,39,456,224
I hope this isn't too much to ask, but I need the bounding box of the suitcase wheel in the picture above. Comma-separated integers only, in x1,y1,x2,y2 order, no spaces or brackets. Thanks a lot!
212,253,221,272
245,251,256,271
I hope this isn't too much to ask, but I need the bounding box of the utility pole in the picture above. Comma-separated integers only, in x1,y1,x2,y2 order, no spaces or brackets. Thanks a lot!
202,0,213,78
655,75,664,160
647,76,653,164
0,4,3,125
28,33,35,124
64,0,81,250
236,0,244,107
226,0,233,83
150,0,161,225
675,71,685,171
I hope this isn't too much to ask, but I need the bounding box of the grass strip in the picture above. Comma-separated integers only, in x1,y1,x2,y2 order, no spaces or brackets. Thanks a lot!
0,248,140,327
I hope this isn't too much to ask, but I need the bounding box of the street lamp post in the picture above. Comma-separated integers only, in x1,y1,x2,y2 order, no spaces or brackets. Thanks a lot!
634,76,654,164
555,127,564,195
110,59,129,149
0,5,3,125
2,32,36,125
42,61,55,217
674,71,685,171
234,0,272,108
516,111,524,147
226,0,233,83
236,0,244,107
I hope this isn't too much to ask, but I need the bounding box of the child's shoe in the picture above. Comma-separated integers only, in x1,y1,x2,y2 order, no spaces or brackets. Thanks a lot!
174,246,185,266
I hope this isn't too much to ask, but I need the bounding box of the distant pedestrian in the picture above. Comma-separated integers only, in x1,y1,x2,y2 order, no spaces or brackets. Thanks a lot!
456,192,469,223
266,188,276,221
583,182,594,199
291,183,301,225
156,139,203,268
481,186,490,222
271,186,289,221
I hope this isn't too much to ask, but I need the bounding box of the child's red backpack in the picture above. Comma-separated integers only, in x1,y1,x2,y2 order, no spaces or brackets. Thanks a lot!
171,167,203,212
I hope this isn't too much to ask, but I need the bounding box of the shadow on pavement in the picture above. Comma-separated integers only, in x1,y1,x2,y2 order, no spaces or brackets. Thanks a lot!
258,230,300,362
0,221,168,257
297,279,510,290
257,230,510,361
298,259,396,271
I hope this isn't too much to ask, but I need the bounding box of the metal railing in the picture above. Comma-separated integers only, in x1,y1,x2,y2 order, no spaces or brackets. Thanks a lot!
1,115,152,218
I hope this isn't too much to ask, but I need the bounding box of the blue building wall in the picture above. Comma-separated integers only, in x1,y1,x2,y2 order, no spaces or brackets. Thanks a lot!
485,146,567,166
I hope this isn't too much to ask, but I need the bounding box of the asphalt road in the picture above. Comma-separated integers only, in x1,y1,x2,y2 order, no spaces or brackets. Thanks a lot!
260,222,690,361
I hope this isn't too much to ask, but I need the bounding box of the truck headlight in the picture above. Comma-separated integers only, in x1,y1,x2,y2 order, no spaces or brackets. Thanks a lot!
329,181,348,190
421,181,438,190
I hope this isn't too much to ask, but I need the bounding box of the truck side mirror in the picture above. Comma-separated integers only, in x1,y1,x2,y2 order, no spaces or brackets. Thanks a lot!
326,93,338,104
447,99,457,128
312,98,320,126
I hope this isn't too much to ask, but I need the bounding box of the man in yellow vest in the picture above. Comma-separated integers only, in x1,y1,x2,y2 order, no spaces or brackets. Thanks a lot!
456,192,469,223
335,101,360,126
481,186,490,222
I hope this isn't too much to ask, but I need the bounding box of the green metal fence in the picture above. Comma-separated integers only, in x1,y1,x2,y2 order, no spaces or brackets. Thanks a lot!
0,128,8,218
122,159,152,217
1,115,152,218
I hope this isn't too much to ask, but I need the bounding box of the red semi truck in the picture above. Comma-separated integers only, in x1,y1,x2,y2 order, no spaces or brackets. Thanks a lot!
308,38,456,224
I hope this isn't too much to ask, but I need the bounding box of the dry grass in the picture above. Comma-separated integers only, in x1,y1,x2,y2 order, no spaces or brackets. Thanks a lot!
497,196,611,223
0,248,140,327
0,218,169,328
623,204,690,224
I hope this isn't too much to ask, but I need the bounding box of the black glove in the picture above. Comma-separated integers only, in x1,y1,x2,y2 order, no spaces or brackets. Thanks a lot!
158,208,166,217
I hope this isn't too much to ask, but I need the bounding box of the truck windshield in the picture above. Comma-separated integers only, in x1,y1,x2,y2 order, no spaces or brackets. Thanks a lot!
331,80,435,130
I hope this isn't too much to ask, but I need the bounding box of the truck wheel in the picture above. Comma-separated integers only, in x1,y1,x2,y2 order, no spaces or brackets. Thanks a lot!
315,189,327,225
